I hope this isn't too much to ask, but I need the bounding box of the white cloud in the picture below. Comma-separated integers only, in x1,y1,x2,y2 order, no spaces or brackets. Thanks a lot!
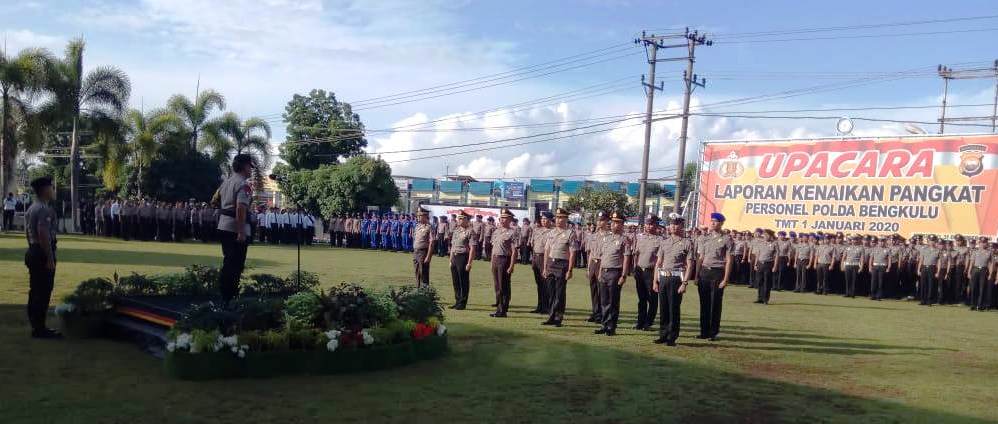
3,29,63,52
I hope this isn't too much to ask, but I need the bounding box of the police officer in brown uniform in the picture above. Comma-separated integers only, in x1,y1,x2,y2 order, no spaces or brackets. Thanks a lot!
595,211,631,336
793,234,814,292
215,154,255,303
448,211,475,309
471,215,484,260
482,217,495,260
24,177,61,339
966,237,993,311
916,237,942,306
412,209,434,288
840,236,866,298
697,213,733,341
753,229,778,304
632,215,662,330
542,208,576,327
653,216,694,346
867,238,891,300
586,213,608,322
490,209,517,317
529,212,553,314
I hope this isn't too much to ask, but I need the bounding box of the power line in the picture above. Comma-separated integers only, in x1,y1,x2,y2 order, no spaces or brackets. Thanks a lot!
711,14,998,38
715,27,998,45
694,113,994,128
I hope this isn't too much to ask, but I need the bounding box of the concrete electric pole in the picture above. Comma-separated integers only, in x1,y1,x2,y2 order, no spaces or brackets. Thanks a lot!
673,29,711,215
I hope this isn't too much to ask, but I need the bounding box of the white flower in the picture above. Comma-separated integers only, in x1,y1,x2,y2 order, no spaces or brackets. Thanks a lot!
436,324,447,336
237,350,246,359
240,344,249,351
166,342,176,352
174,333,193,349
220,335,239,347
325,339,339,352
324,329,341,340
361,329,374,345
230,346,239,353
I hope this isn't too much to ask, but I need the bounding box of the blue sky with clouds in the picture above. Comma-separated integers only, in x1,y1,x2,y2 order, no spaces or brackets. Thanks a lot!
3,0,998,180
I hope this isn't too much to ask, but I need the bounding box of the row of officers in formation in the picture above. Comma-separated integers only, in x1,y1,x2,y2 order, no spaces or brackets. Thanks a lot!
81,199,320,244
403,209,998,346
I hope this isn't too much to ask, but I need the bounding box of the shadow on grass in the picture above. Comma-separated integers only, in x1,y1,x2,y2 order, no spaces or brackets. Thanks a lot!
0,247,279,268
774,302,904,311
0,306,988,423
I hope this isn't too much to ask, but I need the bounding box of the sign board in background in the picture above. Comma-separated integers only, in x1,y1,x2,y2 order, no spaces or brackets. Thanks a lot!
418,204,530,223
498,181,525,200
697,134,998,238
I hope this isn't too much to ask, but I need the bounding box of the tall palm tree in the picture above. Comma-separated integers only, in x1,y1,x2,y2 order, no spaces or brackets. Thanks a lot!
45,38,130,228
167,89,225,152
202,112,272,188
0,48,52,195
123,109,182,196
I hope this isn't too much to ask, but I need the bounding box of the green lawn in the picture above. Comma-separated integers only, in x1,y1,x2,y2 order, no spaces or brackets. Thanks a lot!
0,233,996,423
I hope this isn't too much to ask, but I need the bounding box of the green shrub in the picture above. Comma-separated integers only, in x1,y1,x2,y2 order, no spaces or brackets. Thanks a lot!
240,273,287,297
368,291,399,325
63,278,114,314
174,302,237,333
390,286,444,323
190,329,221,353
285,270,320,293
322,283,376,330
261,329,289,351
113,272,160,296
287,328,322,350
284,292,323,329
231,298,284,332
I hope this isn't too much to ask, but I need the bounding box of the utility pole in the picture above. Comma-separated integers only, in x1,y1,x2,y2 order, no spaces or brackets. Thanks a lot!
674,29,711,214
937,61,998,134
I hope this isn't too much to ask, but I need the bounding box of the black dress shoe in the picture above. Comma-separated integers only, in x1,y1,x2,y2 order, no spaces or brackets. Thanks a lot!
605,329,616,336
632,324,644,330
594,328,606,334
653,337,667,344
708,336,718,341
31,328,62,339
753,300,763,304
585,317,596,322
665,340,677,346
491,303,498,307
552,322,563,328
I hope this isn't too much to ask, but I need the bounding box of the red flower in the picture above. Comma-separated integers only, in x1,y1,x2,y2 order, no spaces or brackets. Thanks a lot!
412,323,434,340
339,330,364,347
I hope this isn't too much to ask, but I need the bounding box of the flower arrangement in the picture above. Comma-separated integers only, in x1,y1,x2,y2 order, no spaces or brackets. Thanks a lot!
167,329,248,358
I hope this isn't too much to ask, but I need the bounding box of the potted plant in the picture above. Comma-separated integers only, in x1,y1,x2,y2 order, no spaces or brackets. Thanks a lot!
56,278,115,338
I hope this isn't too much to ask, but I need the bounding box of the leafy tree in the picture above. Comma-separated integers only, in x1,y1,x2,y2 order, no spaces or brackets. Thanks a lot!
138,145,223,202
1,47,52,194
680,162,699,203
563,186,634,221
167,89,225,152
202,112,272,189
278,89,366,170
123,109,183,196
43,38,130,225
275,156,398,217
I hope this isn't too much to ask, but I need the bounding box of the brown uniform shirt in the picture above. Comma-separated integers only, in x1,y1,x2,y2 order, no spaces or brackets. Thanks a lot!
491,227,516,257
545,227,575,260
658,235,693,271
754,240,778,263
531,227,551,255
450,225,472,254
700,232,733,269
633,232,661,269
412,223,432,250
599,232,631,269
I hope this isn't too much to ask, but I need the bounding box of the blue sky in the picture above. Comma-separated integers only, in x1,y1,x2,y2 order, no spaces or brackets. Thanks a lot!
3,0,997,181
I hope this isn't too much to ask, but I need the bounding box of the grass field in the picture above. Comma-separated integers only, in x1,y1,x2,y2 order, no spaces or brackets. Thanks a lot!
1,233,996,423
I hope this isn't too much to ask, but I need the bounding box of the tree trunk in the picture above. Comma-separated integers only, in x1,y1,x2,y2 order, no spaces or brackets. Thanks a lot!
70,116,80,232
137,164,143,198
0,90,9,197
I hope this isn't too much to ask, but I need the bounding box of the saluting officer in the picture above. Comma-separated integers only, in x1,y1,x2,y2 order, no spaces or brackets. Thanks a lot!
632,215,662,330
489,208,518,318
595,211,631,336
412,208,434,288
696,213,733,341
653,215,694,346
449,211,474,309
24,177,61,339
542,208,575,327
215,154,254,303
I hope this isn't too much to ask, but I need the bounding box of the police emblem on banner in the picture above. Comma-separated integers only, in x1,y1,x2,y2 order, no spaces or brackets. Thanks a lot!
719,151,745,178
958,144,986,177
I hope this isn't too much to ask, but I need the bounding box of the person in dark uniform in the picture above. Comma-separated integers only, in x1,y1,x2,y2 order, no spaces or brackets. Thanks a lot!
542,208,576,327
774,231,792,291
696,212,733,341
753,229,777,304
595,211,631,336
916,237,942,306
653,215,694,346
586,213,607,322
489,209,517,318
840,236,866,298
24,177,61,339
867,237,891,301
793,234,814,292
411,208,434,288
967,237,993,311
215,154,254,303
632,215,661,330
448,211,473,308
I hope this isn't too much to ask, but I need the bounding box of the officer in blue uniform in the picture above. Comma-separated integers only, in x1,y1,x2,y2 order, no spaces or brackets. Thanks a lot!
360,213,369,249
379,213,390,250
389,214,400,251
401,214,412,252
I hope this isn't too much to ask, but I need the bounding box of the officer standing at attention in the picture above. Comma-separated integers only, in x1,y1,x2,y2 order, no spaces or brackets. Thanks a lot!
542,208,576,327
653,215,694,346
916,237,943,306
696,212,733,341
840,236,866,298
449,211,474,309
753,229,778,305
489,208,518,318
411,208,434,288
436,216,449,256
586,213,608,323
216,154,254,303
529,212,553,314
519,218,532,264
24,177,61,339
867,237,891,301
595,211,631,336
966,236,993,311
632,215,662,330
774,231,792,291
482,217,496,260
471,215,484,260
793,234,815,292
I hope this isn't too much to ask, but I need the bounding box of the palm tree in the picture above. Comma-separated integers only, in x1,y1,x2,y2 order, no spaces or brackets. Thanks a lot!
122,109,182,196
202,112,272,188
44,38,130,228
167,89,225,152
1,48,52,195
